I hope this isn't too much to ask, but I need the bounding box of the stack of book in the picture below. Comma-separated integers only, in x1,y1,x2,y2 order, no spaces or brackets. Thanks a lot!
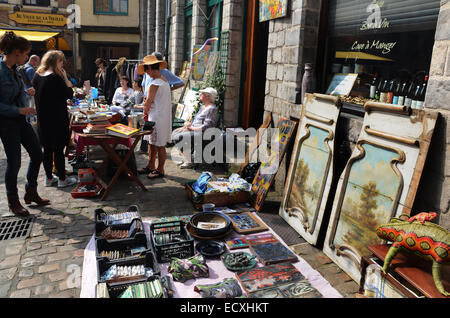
106,123,140,138
83,115,110,135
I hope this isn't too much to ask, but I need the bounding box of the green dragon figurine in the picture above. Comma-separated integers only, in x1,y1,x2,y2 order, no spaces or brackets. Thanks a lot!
376,213,450,297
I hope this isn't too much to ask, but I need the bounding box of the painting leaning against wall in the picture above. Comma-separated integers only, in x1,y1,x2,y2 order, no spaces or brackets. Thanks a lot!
333,143,402,258
259,0,288,22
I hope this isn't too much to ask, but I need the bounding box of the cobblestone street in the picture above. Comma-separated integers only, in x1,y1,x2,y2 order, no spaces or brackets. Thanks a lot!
0,142,359,298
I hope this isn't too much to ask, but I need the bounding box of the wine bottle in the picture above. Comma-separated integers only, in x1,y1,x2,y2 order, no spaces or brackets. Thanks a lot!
392,81,401,105
415,75,428,109
410,84,421,109
386,80,395,104
379,79,388,103
404,82,415,107
374,77,383,101
370,73,378,99
397,82,407,106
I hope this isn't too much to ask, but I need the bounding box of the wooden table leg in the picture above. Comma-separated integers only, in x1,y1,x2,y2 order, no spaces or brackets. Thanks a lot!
97,137,147,200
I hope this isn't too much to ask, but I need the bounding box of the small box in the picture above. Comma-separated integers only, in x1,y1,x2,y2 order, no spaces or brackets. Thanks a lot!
185,181,251,211
78,168,96,183
71,182,103,198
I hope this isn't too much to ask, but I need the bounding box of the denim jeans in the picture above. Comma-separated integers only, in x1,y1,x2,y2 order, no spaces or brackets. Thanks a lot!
0,116,43,195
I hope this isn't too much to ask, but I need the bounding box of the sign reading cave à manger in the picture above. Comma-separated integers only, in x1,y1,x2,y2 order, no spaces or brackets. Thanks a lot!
9,12,67,27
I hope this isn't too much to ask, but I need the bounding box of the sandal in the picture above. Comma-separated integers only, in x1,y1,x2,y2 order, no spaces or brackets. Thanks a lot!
147,170,165,179
138,167,153,174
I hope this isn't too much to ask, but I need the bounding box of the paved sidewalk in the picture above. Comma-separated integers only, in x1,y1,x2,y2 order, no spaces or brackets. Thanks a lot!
0,142,359,298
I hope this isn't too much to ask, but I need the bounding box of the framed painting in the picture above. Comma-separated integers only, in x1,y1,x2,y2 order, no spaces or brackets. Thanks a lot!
279,93,342,245
323,102,438,283
229,212,268,234
259,0,288,22
251,118,297,211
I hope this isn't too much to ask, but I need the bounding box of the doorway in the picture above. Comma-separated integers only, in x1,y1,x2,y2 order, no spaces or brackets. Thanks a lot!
240,0,269,129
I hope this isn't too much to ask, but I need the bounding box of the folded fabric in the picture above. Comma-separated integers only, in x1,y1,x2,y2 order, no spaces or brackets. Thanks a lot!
194,278,243,298
204,173,251,194
168,254,209,283
191,172,217,194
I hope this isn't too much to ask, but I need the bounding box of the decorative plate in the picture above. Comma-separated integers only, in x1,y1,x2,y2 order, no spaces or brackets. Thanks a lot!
195,240,226,258
221,252,257,272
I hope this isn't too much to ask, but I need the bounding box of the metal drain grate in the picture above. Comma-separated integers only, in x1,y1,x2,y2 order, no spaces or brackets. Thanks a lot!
0,216,35,241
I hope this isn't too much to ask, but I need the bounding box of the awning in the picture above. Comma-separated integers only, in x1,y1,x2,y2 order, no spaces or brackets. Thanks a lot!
0,29,59,42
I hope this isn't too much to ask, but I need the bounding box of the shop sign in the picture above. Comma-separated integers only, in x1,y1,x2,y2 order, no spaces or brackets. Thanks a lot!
360,1,390,31
9,12,67,27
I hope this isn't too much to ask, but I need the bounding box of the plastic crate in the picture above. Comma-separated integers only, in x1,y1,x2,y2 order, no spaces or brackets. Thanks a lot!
95,233,150,261
97,250,160,288
95,205,141,228
150,221,194,263
97,277,167,298
95,218,145,242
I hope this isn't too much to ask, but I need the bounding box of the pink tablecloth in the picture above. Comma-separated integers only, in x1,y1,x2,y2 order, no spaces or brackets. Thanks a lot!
74,133,132,155
80,213,342,298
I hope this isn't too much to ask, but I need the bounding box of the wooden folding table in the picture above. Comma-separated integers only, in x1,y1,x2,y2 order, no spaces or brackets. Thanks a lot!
77,131,152,200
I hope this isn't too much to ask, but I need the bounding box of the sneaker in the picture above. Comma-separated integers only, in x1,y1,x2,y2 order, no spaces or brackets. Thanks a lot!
180,162,194,169
44,175,58,187
57,176,78,188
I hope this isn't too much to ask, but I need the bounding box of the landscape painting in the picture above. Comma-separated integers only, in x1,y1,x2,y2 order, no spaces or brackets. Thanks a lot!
259,0,288,22
333,143,401,257
286,126,330,229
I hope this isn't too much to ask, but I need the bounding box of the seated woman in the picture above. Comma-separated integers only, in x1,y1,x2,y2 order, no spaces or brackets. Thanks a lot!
110,76,133,116
171,87,219,169
127,78,144,112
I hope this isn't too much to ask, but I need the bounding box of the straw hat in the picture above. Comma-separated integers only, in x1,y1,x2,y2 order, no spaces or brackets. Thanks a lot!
137,54,168,75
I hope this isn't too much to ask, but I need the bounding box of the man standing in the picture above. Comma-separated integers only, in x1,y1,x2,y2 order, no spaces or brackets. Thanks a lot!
20,55,40,104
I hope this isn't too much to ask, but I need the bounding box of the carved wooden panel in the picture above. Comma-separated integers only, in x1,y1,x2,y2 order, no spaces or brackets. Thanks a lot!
279,94,342,245
323,102,438,282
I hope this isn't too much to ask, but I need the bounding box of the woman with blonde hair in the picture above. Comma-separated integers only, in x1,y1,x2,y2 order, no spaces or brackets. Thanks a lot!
0,31,49,216
32,50,76,188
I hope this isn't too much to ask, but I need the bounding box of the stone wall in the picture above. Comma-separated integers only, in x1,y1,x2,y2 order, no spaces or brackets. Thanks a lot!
169,0,185,75
263,0,322,194
221,0,244,128
421,0,450,229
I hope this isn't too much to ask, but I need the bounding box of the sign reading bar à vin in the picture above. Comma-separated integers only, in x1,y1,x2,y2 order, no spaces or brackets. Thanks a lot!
323,0,441,101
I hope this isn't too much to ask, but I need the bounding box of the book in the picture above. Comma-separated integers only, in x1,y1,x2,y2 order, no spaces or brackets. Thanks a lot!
106,123,139,138
249,241,298,265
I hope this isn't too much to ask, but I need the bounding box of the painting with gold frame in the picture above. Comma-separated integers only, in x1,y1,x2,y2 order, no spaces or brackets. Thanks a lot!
279,94,342,245
323,102,438,283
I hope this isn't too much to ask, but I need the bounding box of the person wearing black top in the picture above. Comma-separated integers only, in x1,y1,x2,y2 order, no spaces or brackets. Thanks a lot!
0,31,49,216
32,50,77,188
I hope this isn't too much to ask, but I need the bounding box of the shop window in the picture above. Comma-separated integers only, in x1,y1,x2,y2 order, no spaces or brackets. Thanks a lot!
23,0,50,6
206,0,223,51
323,0,441,109
184,1,193,62
94,0,128,15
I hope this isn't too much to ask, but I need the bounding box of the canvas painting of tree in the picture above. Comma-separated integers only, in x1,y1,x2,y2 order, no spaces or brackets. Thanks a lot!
287,126,330,228
333,143,401,257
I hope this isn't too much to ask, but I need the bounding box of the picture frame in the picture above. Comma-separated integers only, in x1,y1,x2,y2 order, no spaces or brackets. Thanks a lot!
259,0,288,22
326,73,358,96
279,93,342,246
251,118,297,211
323,102,438,283
229,212,268,234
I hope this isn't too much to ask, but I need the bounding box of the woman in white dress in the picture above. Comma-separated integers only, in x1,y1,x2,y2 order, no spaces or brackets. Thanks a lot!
136,55,172,179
